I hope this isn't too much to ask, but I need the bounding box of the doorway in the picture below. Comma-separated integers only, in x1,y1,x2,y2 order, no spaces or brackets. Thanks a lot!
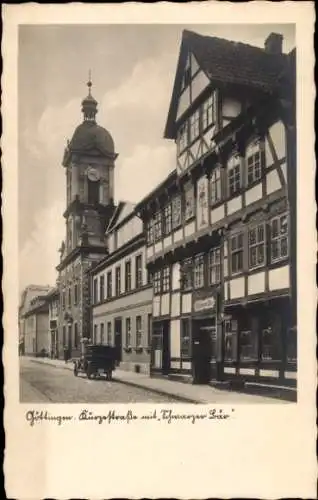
151,321,170,375
114,317,122,362
192,317,216,384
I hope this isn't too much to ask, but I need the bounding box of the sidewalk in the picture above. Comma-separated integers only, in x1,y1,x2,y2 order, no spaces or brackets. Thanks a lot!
27,356,288,404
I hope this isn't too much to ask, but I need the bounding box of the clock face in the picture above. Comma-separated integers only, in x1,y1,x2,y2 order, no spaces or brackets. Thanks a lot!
87,167,100,182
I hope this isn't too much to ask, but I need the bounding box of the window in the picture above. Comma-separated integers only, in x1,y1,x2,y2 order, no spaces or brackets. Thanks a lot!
62,290,66,310
172,196,182,229
193,254,204,289
163,204,172,235
107,271,112,298
135,255,143,289
125,260,131,292
147,218,154,245
189,109,200,142
154,212,162,242
202,93,215,130
115,266,121,296
261,327,278,361
74,283,78,305
88,179,100,204
147,269,153,285
74,323,79,349
246,142,262,185
270,214,289,263
210,166,222,205
93,324,97,344
181,319,191,357
239,330,257,361
136,316,142,347
99,275,105,302
286,327,297,362
107,322,112,345
154,271,161,294
100,323,104,344
230,233,244,274
68,288,71,307
178,122,188,154
224,320,238,361
125,318,131,347
184,183,195,221
93,278,98,304
208,248,221,285
228,156,241,196
249,224,265,269
62,325,66,346
181,258,193,290
147,314,152,348
162,266,171,293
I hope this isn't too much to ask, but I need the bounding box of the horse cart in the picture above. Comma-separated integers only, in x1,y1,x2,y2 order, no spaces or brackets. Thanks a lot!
73,343,118,380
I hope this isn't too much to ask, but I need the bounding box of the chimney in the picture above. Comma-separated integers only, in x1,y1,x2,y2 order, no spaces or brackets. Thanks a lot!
264,32,283,55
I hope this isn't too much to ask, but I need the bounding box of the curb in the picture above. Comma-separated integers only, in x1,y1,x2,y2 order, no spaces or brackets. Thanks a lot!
28,358,201,403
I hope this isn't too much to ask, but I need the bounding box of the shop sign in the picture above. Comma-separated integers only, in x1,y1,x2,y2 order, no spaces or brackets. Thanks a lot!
193,296,217,313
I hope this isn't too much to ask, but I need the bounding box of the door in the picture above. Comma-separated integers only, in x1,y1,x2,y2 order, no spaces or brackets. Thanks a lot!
114,318,122,362
151,321,170,374
192,318,215,384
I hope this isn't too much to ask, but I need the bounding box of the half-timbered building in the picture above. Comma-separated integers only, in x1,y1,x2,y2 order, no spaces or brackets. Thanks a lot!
136,30,296,388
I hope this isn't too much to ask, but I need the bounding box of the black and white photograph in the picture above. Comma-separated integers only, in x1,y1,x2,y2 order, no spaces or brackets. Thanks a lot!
17,22,298,404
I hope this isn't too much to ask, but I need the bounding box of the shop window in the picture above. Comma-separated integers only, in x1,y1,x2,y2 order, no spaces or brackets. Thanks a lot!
147,218,154,245
99,275,105,302
172,196,182,229
184,183,195,221
107,322,112,345
162,266,171,293
189,109,200,142
286,326,297,362
193,254,205,289
270,213,289,263
261,327,279,361
115,266,121,296
202,93,216,130
74,323,79,349
181,258,193,290
154,211,162,242
239,329,257,361
135,254,143,289
181,319,191,357
125,318,131,348
224,320,238,361
210,166,222,205
136,316,142,347
100,323,104,344
163,204,172,235
228,156,241,197
125,260,131,292
246,141,262,185
153,271,161,295
230,233,244,274
249,223,265,269
208,248,221,285
106,271,112,298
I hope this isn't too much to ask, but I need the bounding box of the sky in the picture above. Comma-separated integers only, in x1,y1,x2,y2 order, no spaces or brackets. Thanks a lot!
18,23,295,292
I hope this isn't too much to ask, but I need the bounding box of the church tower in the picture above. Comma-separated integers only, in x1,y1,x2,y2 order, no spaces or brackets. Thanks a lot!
56,76,117,358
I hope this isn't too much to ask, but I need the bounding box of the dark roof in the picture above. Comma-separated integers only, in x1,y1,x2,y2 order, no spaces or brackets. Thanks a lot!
69,121,115,156
164,30,289,138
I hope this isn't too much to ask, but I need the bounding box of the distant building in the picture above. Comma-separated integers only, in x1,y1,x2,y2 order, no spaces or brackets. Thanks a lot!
90,202,153,374
136,30,296,387
23,293,51,356
56,77,117,359
19,284,52,355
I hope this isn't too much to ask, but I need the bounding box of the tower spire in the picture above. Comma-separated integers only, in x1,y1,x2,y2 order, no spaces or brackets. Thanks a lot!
81,70,98,122
87,69,92,96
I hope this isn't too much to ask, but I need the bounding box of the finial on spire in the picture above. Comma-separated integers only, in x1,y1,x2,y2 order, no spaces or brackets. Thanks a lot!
87,69,92,95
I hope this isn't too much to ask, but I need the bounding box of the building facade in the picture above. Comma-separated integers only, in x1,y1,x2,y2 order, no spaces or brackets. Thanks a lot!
56,78,117,359
19,284,52,355
46,287,60,358
90,203,152,374
136,30,296,387
23,294,50,356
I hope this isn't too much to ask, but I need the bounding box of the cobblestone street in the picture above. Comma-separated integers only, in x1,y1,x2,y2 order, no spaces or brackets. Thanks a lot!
19,357,180,403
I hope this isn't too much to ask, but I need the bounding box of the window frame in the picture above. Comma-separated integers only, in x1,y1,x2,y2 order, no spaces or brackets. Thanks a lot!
181,258,193,291
125,317,131,348
125,260,132,293
106,271,112,299
147,217,154,245
163,203,172,235
270,213,289,264
189,108,200,143
177,121,189,155
230,232,244,275
181,318,191,358
153,211,162,242
107,321,112,345
115,266,121,296
100,323,104,344
135,254,143,289
208,247,221,286
93,278,98,304
193,254,205,289
210,165,222,205
246,141,262,186
136,316,142,348
227,155,242,197
172,195,182,230
202,93,216,131
99,275,105,302
153,270,161,295
162,266,171,293
248,223,266,270
184,183,195,221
